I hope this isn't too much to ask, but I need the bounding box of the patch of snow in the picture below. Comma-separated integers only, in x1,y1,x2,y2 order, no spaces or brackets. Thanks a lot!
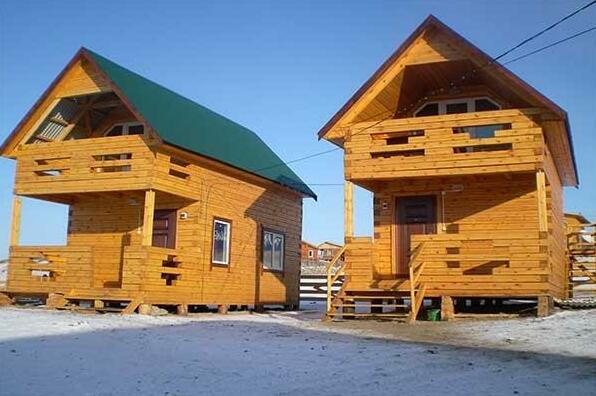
0,307,595,395
0,260,7,289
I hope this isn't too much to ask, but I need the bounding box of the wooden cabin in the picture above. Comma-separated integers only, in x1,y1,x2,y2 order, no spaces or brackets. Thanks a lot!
0,48,316,313
320,16,579,321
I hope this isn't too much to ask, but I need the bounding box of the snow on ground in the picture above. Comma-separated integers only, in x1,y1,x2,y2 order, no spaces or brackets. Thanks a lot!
0,307,595,396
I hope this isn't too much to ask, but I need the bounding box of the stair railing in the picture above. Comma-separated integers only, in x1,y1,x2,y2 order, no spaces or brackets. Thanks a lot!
325,245,347,318
567,223,596,297
407,242,426,323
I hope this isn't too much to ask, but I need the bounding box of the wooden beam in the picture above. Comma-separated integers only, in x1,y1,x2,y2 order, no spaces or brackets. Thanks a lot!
91,100,122,109
141,190,155,246
18,98,61,148
53,97,99,142
344,180,353,238
441,296,455,321
537,296,553,317
9,195,22,247
536,170,548,233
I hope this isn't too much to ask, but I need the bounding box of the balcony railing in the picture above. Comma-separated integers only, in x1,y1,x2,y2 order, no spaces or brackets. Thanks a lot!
6,246,93,293
345,108,546,181
13,135,198,199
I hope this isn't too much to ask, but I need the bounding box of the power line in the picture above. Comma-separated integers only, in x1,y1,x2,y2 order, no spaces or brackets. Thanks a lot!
503,25,596,65
493,0,596,62
240,6,596,179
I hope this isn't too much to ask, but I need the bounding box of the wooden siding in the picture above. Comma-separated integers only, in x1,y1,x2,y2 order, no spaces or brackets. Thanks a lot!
543,144,566,298
7,143,303,306
341,172,564,297
345,108,545,181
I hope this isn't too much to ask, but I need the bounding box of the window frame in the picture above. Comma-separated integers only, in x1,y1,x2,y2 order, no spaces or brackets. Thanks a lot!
211,217,232,267
103,121,146,137
261,227,285,272
414,96,500,117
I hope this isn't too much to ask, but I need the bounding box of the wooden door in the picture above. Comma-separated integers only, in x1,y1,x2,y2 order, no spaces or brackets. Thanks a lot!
395,196,437,275
152,209,177,249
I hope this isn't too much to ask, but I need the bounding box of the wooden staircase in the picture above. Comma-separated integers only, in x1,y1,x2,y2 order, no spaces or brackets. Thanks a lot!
567,224,596,298
325,243,427,323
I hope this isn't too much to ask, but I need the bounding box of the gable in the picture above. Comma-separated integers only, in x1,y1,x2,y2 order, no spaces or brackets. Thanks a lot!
1,48,316,199
1,55,113,155
318,15,577,186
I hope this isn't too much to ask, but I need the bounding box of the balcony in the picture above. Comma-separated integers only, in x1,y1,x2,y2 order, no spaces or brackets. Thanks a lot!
344,108,546,182
13,135,196,200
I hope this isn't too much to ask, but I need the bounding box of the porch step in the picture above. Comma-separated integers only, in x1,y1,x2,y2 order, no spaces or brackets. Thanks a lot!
333,303,408,308
344,294,412,299
338,312,409,318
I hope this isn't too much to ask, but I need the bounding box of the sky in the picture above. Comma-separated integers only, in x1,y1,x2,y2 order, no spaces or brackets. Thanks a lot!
0,0,594,258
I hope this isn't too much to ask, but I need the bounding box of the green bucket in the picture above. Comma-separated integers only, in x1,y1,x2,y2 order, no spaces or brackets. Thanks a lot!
427,309,441,321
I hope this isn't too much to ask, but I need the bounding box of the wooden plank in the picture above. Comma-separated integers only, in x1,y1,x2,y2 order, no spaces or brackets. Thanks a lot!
9,195,22,247
141,190,155,246
344,180,353,238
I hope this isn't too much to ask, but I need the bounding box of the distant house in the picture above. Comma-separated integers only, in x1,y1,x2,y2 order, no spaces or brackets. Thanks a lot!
317,242,343,262
300,241,319,262
1,48,316,313
564,213,591,233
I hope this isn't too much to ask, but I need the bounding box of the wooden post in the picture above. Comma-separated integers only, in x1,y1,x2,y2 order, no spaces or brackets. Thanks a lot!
138,303,153,315
9,195,22,247
177,304,188,316
441,296,455,321
141,190,155,246
537,296,553,317
536,170,548,233
344,180,353,238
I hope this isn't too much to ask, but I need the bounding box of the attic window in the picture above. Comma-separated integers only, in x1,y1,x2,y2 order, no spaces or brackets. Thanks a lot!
104,122,144,137
414,97,500,117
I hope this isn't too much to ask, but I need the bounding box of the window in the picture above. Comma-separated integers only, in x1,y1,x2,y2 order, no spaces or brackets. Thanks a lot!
414,103,439,117
262,229,284,271
414,97,500,117
104,122,145,137
308,250,314,258
212,218,231,265
445,102,468,114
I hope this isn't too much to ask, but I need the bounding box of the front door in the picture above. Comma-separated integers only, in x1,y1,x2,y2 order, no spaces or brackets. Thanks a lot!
395,196,437,275
152,209,177,249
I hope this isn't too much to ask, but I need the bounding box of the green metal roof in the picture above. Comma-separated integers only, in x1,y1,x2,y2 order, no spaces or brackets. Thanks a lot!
84,48,316,199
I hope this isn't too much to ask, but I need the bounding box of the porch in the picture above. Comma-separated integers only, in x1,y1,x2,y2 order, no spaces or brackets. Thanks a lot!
5,182,202,307
325,169,556,321
6,245,193,302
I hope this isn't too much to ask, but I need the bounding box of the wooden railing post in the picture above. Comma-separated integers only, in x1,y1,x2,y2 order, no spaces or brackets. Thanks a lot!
9,195,22,247
141,190,155,246
325,245,347,318
344,180,353,239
